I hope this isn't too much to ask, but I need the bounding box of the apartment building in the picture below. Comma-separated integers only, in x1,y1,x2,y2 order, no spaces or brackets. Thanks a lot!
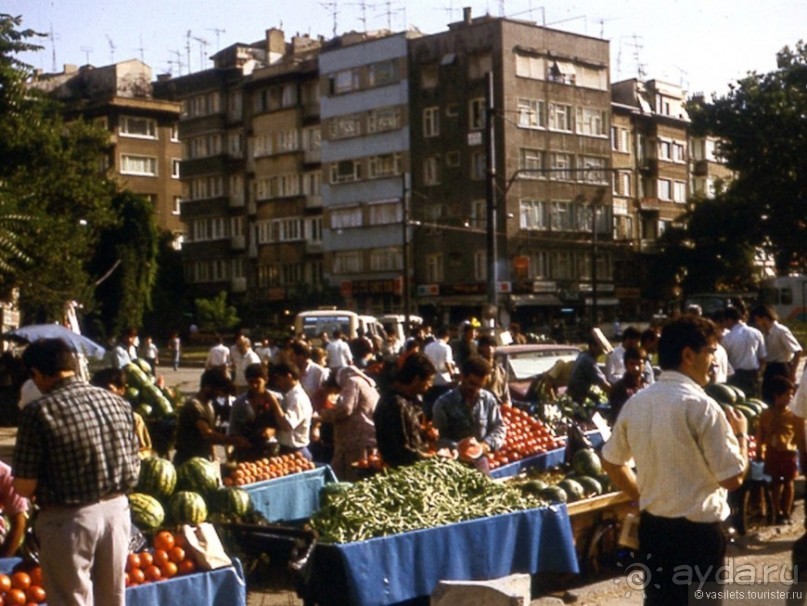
409,8,613,327
319,30,419,316
30,59,184,237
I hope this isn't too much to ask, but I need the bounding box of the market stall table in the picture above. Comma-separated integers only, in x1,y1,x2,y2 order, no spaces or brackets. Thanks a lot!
0,558,246,606
298,505,578,606
490,430,605,480
243,465,337,522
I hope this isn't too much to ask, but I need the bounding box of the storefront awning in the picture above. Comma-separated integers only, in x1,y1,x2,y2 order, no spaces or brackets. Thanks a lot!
511,294,563,307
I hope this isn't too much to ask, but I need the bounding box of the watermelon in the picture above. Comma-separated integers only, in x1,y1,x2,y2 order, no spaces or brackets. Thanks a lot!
210,487,252,517
572,448,602,477
704,383,737,405
596,473,613,493
140,381,174,416
576,476,603,498
176,457,220,495
135,358,153,375
744,398,767,414
137,457,177,500
519,479,548,497
725,384,747,403
169,490,208,525
129,492,165,530
125,362,151,390
134,403,154,419
540,485,568,504
557,478,585,502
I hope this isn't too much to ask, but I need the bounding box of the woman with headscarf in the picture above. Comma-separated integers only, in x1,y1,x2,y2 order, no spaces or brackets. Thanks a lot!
319,365,379,481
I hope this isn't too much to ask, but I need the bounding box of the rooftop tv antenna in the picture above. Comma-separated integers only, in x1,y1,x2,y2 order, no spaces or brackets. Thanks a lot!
506,2,546,26
135,35,146,63
80,46,92,65
105,34,116,64
626,34,646,80
169,50,184,76
207,28,226,51
437,1,458,23
320,1,339,37
348,0,376,32
186,31,192,73
376,0,405,30
192,35,209,71
48,25,59,72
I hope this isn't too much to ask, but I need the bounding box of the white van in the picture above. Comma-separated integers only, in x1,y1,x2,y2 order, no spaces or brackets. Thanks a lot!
294,310,386,346
378,314,423,343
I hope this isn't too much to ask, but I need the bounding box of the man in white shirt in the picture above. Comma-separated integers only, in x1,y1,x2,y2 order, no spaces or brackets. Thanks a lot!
325,330,353,370
604,326,641,384
205,335,231,376
750,304,803,399
603,315,747,604
721,306,766,398
423,327,456,386
232,337,261,395
268,361,313,460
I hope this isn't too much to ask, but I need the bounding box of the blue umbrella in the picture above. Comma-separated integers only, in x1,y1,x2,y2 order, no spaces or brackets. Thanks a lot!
3,324,106,359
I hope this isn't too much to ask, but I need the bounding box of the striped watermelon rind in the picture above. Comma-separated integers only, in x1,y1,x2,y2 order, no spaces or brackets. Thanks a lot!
129,492,166,530
168,490,208,525
136,457,177,500
209,487,252,517
176,457,220,495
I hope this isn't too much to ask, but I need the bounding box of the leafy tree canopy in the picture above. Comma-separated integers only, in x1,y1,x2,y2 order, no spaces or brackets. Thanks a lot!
195,291,240,333
688,41,807,275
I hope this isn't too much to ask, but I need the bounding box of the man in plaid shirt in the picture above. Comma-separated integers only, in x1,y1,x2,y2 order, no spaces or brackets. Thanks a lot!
13,338,140,606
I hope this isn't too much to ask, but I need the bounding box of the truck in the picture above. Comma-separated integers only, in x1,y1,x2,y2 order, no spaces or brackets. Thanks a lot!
759,275,807,323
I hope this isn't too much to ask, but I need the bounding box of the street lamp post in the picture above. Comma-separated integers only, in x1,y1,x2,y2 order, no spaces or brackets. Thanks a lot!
401,172,411,333
485,72,498,313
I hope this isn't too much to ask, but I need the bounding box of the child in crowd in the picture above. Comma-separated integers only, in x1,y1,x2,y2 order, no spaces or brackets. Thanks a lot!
756,375,804,524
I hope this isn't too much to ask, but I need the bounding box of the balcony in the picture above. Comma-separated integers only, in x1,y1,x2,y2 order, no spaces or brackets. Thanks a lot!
692,159,708,176
231,235,246,250
229,196,246,208
304,149,321,164
231,277,247,292
305,194,323,209
637,158,658,175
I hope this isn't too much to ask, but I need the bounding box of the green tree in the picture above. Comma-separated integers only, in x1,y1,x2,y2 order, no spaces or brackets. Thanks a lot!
142,231,188,339
0,14,118,322
688,41,807,275
87,191,160,338
195,291,240,333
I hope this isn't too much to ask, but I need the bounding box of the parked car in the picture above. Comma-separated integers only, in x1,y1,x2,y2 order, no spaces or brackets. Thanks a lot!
495,343,581,402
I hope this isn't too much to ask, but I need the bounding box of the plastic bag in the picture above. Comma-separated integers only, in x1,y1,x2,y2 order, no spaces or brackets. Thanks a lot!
181,523,232,570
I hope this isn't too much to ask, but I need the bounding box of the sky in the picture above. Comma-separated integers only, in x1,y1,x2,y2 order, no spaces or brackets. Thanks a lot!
6,0,807,96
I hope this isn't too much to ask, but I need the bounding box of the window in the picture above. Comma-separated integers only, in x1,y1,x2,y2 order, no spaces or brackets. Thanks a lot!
170,125,179,142
330,160,362,184
120,116,157,139
658,178,672,200
576,108,607,136
423,156,441,186
370,247,402,271
120,154,157,176
368,200,401,225
549,201,573,231
658,140,672,160
425,254,443,283
423,107,440,137
368,60,398,87
469,98,486,130
306,217,323,242
474,250,487,281
515,54,544,80
549,103,573,132
673,180,687,203
227,91,243,121
331,206,362,229
471,151,486,180
549,153,572,181
367,107,401,133
171,158,181,179
613,172,631,197
333,251,363,274
468,53,492,79
281,83,297,107
446,103,459,117
547,61,575,85
330,114,362,139
368,153,401,179
421,64,438,88
519,148,544,178
580,156,607,183
519,199,547,230
470,199,487,230
673,142,686,163
277,129,299,152
517,98,545,129
172,196,182,215
331,69,360,94
611,127,631,153
576,65,607,90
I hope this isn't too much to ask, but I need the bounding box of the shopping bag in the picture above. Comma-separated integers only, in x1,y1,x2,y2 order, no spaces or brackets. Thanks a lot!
181,523,232,570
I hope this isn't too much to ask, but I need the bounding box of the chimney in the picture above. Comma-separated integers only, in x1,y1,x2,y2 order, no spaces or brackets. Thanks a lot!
266,28,286,59
463,7,472,24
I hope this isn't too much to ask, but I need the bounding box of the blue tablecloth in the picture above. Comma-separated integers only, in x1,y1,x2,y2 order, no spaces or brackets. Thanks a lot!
0,558,246,606
312,505,577,606
244,465,337,522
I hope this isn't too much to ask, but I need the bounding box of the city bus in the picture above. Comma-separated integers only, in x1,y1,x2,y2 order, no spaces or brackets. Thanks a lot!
759,275,807,323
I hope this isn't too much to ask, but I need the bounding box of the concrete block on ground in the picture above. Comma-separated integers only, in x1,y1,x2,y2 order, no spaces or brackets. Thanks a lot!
430,573,531,606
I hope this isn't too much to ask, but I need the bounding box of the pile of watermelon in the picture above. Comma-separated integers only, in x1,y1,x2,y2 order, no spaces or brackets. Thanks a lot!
124,360,179,420
704,382,768,435
510,447,615,504
128,456,255,533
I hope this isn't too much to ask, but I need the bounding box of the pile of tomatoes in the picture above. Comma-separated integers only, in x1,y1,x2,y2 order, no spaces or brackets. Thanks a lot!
125,530,197,587
223,452,317,486
0,568,46,605
487,404,560,470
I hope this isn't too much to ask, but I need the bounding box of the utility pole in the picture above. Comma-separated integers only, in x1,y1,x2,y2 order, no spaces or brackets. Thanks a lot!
401,172,411,332
485,71,499,316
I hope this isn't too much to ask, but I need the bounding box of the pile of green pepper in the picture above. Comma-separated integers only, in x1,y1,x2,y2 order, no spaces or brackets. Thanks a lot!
310,458,547,543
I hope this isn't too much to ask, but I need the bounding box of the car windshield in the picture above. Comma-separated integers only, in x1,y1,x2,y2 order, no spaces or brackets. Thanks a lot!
505,349,579,380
